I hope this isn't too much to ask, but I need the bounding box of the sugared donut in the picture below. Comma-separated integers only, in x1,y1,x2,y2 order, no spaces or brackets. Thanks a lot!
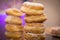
5,32,22,38
22,2,44,10
5,24,23,32
25,33,45,40
25,14,47,23
5,15,22,24
25,23,44,27
24,26,45,34
6,8,24,16
20,2,44,15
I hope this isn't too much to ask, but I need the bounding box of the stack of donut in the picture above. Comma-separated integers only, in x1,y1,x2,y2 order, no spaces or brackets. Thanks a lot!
20,2,47,40
5,8,24,40
5,2,47,40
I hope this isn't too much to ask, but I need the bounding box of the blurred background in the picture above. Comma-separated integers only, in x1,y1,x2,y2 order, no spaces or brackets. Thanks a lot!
36,0,60,27
0,0,60,40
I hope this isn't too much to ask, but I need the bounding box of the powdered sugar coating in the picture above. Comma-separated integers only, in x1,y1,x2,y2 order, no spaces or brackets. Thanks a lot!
23,2,44,7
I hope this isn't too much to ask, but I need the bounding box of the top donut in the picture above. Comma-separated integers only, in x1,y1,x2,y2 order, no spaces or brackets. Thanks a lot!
6,8,24,17
22,2,44,10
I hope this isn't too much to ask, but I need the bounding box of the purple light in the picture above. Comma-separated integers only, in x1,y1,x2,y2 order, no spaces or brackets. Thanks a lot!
0,14,7,40
21,13,26,26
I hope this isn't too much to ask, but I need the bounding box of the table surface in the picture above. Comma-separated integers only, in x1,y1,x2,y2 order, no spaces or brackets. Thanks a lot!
45,35,60,40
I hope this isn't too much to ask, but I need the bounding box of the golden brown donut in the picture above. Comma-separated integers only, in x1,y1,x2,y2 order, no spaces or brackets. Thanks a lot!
24,33,45,40
5,24,23,32
6,8,24,17
25,23,44,27
5,32,22,38
20,2,44,15
5,15,22,24
24,27,45,34
25,14,47,23
22,2,44,10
